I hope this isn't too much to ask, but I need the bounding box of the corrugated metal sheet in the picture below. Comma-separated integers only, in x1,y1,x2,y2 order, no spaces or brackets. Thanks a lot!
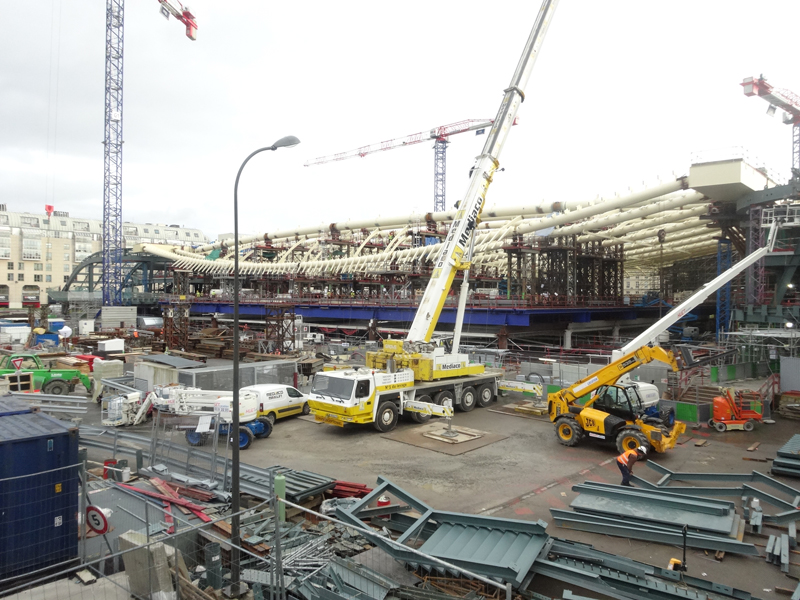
338,477,548,586
142,354,205,369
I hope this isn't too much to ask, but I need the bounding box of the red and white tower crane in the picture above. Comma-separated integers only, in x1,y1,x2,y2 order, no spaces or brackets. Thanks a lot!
742,75,800,179
305,118,517,213
157,0,198,40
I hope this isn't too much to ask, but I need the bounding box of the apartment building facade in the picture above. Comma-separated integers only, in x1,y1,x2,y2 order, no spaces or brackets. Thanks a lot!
0,206,209,308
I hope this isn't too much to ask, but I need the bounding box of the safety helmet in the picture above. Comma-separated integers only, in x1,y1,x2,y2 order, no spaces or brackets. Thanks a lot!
637,445,647,455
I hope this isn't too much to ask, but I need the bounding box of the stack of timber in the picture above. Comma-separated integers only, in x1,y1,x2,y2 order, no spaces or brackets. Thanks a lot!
772,434,800,477
550,481,759,556
55,356,91,374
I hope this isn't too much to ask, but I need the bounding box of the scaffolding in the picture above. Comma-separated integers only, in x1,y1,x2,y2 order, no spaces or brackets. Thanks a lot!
716,239,732,341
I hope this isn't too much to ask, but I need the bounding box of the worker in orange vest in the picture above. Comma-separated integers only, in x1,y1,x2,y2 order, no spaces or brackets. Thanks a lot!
616,445,647,487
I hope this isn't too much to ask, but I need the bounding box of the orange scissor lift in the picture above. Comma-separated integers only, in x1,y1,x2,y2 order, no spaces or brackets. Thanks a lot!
708,388,764,432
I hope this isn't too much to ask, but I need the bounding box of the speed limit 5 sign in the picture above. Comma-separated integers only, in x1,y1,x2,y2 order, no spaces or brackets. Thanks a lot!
86,505,109,535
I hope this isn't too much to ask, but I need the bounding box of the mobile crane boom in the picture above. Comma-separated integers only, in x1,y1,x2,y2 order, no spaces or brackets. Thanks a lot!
405,0,559,348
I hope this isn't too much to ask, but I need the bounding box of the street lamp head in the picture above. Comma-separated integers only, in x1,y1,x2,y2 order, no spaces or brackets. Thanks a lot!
272,136,301,150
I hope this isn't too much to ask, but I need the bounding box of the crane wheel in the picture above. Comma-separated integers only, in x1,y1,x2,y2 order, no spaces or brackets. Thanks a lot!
743,419,756,432
477,384,494,408
458,387,477,412
374,402,399,432
616,430,648,455
185,431,207,447
255,418,273,438
411,395,433,423
239,427,255,450
555,418,584,447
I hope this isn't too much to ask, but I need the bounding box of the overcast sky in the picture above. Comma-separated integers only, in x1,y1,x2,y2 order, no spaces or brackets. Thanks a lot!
1,1,799,242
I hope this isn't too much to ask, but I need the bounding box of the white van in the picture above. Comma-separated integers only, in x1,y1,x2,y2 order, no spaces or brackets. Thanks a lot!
242,384,310,424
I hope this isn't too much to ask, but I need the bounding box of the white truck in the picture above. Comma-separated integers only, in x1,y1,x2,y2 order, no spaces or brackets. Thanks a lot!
308,0,559,432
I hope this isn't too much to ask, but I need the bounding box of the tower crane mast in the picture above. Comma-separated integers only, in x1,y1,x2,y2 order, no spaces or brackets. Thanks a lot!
305,118,516,212
742,75,800,179
101,1,196,306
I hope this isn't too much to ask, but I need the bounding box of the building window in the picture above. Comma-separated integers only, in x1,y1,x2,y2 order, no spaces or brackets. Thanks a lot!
0,236,10,259
7,274,12,281
164,230,178,239
46,264,51,272
17,263,23,270
0,215,8,225
45,275,52,283
63,253,70,261
46,252,52,260
7,262,12,270
34,274,42,282
34,263,43,271
185,232,191,237
143,228,149,234
63,275,69,283
123,225,139,235
194,233,199,238
45,243,52,249
72,221,89,232
17,274,23,281
154,229,160,235
22,237,41,260
63,264,71,272
63,243,69,249
20,216,39,228
60,220,67,226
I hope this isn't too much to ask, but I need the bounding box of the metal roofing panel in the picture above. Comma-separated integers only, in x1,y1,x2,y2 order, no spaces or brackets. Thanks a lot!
143,354,205,368
0,411,75,443
778,434,800,458
0,397,33,416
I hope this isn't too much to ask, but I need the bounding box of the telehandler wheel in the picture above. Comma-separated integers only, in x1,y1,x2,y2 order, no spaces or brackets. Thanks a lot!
43,380,69,395
476,384,494,408
555,418,584,447
374,402,399,432
616,430,649,454
714,421,727,433
239,426,255,450
458,387,477,412
743,419,756,432
410,395,433,423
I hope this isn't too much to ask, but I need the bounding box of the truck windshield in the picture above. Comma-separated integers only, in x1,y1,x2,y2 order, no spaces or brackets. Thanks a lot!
312,375,354,400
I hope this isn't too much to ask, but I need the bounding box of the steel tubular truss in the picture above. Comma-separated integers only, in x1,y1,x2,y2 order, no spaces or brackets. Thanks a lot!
746,205,766,305
433,138,447,213
716,238,732,341
102,0,125,306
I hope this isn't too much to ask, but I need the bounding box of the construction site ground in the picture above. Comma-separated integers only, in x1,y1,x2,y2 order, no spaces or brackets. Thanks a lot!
83,387,800,600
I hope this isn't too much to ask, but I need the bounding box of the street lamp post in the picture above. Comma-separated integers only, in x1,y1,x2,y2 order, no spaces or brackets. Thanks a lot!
231,136,300,596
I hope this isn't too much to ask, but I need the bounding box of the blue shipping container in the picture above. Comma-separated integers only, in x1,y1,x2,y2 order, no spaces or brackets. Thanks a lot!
0,410,79,578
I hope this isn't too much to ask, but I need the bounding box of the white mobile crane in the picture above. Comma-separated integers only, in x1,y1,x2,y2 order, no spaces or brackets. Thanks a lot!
155,388,272,449
308,0,560,432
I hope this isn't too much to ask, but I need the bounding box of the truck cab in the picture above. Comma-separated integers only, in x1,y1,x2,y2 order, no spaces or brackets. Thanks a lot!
308,368,415,430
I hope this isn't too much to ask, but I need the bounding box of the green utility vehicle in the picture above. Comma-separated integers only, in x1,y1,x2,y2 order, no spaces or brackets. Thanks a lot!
0,354,93,395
